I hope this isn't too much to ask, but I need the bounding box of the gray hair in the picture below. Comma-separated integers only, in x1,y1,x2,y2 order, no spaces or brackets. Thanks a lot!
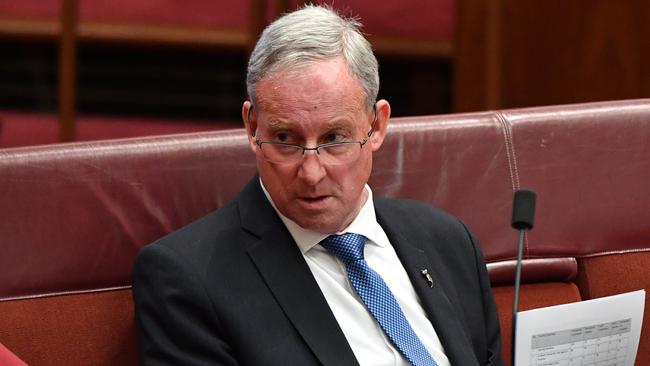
246,4,379,109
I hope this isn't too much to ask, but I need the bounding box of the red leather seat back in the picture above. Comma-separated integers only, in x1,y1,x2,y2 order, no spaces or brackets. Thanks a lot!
372,113,519,261
0,130,255,299
507,100,650,257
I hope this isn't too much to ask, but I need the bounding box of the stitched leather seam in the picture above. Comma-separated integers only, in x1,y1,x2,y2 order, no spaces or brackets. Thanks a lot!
0,285,132,302
576,247,650,259
495,111,529,255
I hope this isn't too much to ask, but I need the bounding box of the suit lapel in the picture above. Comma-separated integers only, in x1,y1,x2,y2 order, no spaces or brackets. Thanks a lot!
376,202,480,366
238,179,359,366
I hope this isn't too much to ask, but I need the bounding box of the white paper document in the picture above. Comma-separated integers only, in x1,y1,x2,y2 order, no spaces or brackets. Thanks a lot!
515,290,645,366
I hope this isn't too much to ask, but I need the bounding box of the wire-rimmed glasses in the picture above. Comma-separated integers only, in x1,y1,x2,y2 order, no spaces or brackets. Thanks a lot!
255,129,374,165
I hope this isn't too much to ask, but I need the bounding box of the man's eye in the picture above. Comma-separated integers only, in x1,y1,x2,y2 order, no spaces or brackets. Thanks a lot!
323,133,346,143
274,133,291,143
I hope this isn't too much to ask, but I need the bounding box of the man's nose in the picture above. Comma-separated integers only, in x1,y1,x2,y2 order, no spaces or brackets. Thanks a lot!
297,150,327,184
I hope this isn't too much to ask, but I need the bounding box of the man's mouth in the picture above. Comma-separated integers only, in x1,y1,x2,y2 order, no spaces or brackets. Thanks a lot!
296,195,331,208
299,195,328,202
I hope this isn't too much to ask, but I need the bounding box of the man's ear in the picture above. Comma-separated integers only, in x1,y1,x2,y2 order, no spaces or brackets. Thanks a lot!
369,99,390,152
242,101,258,152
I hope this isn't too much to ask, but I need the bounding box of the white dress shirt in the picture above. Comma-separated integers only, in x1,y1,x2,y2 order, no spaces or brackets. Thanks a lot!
261,181,450,366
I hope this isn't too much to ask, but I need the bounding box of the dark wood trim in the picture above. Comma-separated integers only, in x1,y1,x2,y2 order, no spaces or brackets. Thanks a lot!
484,0,502,110
59,0,78,142
247,0,266,52
0,18,60,39
369,36,453,58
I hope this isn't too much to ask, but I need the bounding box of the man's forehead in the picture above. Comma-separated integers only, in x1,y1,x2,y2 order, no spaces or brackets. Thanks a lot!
254,58,366,110
256,97,364,117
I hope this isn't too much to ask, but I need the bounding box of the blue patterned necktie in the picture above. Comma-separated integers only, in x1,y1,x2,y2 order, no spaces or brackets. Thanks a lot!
320,233,438,366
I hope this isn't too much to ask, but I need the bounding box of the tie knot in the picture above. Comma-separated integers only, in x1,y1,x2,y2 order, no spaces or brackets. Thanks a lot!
320,233,366,265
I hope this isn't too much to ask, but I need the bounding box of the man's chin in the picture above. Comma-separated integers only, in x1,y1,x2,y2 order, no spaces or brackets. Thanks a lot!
293,215,345,235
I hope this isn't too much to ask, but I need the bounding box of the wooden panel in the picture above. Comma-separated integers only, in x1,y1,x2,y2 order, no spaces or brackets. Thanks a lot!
454,0,650,112
59,0,77,142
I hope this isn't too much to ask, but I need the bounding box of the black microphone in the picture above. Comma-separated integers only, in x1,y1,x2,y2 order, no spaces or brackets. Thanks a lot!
512,190,536,231
510,189,536,365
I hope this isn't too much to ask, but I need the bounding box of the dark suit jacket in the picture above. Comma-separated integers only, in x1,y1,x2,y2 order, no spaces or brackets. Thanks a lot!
133,177,503,365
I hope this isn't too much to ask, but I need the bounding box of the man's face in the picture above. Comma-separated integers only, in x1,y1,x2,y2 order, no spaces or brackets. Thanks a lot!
243,57,390,234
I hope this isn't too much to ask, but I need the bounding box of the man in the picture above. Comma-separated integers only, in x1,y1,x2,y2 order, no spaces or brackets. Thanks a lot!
133,5,503,366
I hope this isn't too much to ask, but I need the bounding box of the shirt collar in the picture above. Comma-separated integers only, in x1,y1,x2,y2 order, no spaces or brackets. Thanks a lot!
259,179,386,254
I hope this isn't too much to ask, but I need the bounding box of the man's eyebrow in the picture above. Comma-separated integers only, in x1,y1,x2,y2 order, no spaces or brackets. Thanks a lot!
266,120,295,131
322,119,357,133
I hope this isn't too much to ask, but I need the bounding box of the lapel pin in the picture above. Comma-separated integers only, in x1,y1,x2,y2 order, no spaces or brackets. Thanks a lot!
420,269,434,288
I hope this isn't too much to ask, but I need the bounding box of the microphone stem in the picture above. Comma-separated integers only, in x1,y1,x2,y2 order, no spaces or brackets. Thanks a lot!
512,229,526,365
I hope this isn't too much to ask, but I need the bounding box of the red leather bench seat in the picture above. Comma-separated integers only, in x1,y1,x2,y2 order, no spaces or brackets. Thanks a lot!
508,102,650,257
576,253,650,366
0,130,255,364
0,100,648,365
0,130,254,300
505,101,650,365
371,112,518,261
493,282,583,364
0,289,135,366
